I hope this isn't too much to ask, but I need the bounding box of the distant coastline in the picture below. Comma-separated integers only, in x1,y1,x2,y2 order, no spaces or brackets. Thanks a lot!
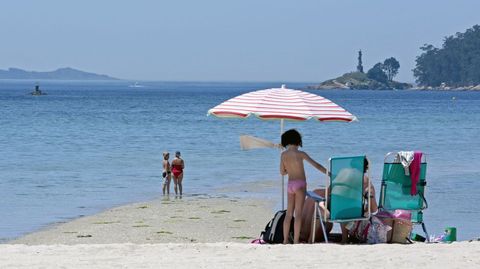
0,67,118,80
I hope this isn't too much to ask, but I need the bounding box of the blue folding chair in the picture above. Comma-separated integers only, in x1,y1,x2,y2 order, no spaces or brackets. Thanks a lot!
307,155,372,243
378,152,429,241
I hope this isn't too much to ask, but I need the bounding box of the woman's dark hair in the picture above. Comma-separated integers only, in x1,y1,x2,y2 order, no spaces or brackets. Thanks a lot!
364,158,369,172
281,129,302,148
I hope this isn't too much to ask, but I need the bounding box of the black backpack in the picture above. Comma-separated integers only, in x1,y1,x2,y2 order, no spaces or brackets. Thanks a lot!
260,210,294,244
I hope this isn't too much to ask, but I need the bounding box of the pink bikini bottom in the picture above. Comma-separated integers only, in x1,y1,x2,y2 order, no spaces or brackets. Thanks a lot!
287,180,307,194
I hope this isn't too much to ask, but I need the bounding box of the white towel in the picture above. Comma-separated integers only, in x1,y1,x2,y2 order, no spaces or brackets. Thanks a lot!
239,135,280,150
394,151,414,176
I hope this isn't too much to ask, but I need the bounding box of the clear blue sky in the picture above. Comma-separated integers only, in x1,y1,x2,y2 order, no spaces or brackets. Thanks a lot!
1,0,479,82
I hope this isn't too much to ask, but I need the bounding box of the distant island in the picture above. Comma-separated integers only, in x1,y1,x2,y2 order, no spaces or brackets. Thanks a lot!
0,67,118,80
309,51,411,90
308,71,411,90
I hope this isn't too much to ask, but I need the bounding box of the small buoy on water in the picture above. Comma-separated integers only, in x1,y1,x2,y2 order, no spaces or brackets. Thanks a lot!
452,96,456,100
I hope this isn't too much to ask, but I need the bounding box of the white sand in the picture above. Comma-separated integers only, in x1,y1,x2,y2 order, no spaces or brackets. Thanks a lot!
1,242,480,268
11,195,275,244
4,195,480,268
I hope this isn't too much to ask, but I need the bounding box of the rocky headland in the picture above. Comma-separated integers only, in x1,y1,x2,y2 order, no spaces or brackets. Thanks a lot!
308,72,411,90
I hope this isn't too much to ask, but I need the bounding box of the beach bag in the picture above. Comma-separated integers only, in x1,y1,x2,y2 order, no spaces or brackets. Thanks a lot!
346,219,370,243
389,219,413,243
346,216,391,244
366,216,391,243
260,210,294,244
377,210,413,244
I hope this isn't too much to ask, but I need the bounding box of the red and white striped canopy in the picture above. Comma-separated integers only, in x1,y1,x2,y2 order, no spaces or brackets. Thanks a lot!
208,85,357,122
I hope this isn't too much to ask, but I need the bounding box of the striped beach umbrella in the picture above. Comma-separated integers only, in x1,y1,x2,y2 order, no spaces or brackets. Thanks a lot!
207,85,357,208
208,84,357,123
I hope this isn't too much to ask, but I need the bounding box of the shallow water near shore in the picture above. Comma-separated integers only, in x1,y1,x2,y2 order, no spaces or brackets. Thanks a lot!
1,80,479,242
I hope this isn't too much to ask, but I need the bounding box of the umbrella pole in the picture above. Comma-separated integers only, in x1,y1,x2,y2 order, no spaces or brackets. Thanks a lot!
280,119,284,210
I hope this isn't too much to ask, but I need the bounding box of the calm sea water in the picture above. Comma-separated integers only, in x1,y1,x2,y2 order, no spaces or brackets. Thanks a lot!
1,80,479,241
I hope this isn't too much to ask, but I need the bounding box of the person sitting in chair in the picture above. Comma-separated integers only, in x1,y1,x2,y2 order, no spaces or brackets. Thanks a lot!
301,159,378,243
340,159,378,243
300,188,333,243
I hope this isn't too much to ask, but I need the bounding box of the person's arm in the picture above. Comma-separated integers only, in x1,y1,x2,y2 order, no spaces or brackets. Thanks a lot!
181,159,185,169
302,152,327,174
279,154,287,175
363,175,378,213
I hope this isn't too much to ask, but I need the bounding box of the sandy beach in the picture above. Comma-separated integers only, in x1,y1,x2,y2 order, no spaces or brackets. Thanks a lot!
2,241,480,268
10,195,275,245
2,194,480,268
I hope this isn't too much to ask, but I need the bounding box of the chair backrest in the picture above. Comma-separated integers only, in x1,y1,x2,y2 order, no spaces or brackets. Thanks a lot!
327,156,366,221
379,158,427,222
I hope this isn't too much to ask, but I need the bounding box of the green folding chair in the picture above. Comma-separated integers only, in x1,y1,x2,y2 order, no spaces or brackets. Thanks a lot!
307,155,372,243
378,152,429,241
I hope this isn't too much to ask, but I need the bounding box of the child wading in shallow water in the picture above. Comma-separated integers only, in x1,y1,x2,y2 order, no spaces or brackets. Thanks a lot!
280,129,327,244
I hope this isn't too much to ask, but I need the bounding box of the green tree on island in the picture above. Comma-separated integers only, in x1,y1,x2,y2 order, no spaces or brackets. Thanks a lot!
414,24,480,87
311,53,410,90
367,63,388,84
382,57,400,81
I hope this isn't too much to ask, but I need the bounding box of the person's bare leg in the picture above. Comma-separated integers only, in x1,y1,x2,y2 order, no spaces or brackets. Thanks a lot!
166,175,171,195
300,197,314,243
173,176,178,195
178,173,183,196
162,182,166,195
283,192,295,244
293,188,305,244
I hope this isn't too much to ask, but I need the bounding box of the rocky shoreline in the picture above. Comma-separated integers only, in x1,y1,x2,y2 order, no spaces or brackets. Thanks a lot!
308,80,480,91
410,84,480,91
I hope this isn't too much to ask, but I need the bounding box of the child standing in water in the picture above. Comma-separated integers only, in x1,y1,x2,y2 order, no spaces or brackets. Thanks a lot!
162,152,171,195
280,129,327,244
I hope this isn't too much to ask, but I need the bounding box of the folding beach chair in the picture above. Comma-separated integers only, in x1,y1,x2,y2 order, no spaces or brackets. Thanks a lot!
307,155,372,243
378,152,429,241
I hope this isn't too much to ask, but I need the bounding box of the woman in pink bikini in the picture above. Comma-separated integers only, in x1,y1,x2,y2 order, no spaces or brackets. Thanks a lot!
280,129,327,244
171,151,185,196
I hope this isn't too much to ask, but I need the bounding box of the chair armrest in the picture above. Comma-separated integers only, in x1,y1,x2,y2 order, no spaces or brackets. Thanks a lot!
306,191,326,202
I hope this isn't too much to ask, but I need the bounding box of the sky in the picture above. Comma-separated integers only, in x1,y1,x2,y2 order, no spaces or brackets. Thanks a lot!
0,0,479,82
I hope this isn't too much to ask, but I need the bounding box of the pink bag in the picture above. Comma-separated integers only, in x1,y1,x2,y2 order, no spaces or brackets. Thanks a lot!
376,209,411,221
